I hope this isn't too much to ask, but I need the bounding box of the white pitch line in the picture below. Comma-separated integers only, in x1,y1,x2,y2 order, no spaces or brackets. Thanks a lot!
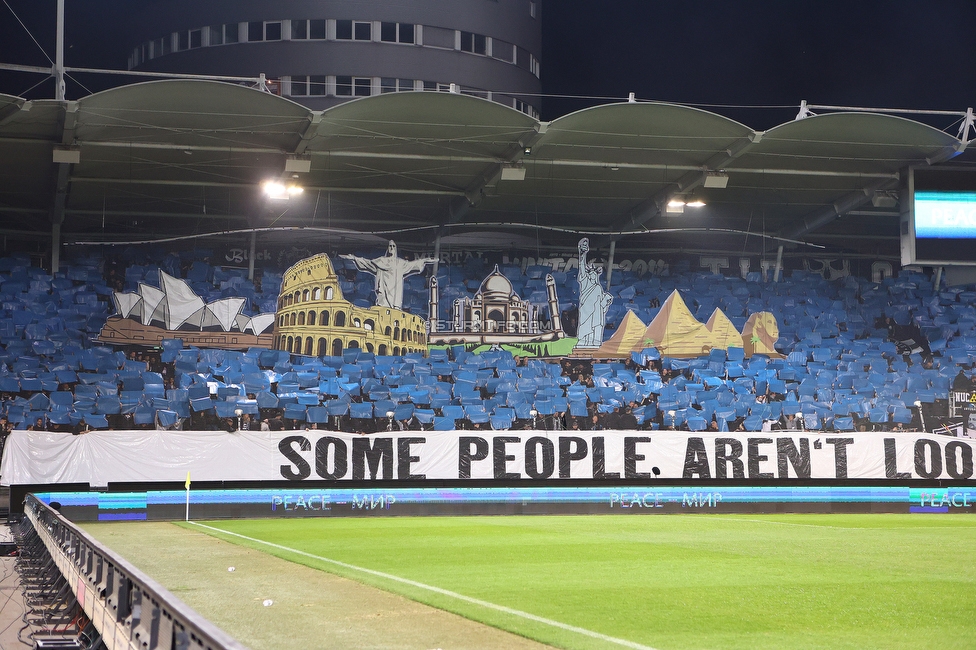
189,521,658,650
712,516,976,531
710,516,854,530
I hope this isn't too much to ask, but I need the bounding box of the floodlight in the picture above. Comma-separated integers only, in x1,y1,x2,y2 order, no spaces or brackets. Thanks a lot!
686,199,706,208
665,199,685,215
263,181,285,198
263,180,303,200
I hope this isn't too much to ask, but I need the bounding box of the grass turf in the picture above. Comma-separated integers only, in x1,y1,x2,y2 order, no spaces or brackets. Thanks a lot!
187,514,976,650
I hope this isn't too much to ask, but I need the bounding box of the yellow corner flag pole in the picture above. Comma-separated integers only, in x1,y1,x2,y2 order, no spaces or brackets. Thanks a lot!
185,471,191,522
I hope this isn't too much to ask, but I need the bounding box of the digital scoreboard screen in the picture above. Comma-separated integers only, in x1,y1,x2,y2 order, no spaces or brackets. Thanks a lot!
907,168,976,264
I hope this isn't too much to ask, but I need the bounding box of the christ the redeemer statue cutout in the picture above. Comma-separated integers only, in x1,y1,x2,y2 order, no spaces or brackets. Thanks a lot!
340,240,433,310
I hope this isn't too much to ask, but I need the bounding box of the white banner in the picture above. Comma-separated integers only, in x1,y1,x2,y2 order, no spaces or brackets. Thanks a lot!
1,430,974,486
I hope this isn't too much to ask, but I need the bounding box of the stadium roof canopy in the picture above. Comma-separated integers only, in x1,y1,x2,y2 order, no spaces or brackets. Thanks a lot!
0,79,973,259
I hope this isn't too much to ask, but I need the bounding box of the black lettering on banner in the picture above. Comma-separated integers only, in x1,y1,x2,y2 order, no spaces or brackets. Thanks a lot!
493,436,521,479
352,437,394,480
715,438,744,479
525,437,555,479
776,437,811,479
458,437,489,479
914,439,943,479
944,441,974,480
825,438,854,479
397,437,426,480
624,437,652,479
279,435,311,480
315,436,347,480
747,438,774,479
884,438,911,479
558,437,587,478
682,437,711,479
592,437,621,479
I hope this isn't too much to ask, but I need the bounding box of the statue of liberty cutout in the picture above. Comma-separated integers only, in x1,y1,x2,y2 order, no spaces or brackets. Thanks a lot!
574,238,612,348
340,240,433,310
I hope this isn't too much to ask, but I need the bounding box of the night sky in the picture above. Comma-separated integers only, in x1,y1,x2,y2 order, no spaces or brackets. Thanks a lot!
0,1,974,128
542,1,976,127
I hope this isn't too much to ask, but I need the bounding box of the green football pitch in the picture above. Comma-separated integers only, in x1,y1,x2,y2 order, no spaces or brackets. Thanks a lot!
164,514,976,650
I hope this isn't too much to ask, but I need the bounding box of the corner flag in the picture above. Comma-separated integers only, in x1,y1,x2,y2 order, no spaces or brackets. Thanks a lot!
184,471,191,521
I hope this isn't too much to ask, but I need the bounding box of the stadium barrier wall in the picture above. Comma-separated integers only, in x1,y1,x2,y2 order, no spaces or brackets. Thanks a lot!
22,494,246,650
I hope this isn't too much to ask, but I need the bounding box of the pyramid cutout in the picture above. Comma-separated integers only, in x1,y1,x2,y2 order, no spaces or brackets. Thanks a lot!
594,309,648,357
572,289,782,359
642,290,716,358
705,307,743,352
742,311,784,358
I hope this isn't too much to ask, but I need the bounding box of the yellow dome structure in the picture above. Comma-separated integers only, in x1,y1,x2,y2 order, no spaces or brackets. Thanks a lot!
273,254,426,357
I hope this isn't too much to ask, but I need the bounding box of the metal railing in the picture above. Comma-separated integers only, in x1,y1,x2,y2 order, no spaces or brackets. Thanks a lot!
23,494,248,650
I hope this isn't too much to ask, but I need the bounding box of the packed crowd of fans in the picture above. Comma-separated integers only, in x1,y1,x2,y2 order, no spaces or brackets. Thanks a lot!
1,246,974,449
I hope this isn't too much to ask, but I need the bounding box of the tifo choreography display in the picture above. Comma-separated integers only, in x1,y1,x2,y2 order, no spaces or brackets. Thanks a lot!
1,237,974,442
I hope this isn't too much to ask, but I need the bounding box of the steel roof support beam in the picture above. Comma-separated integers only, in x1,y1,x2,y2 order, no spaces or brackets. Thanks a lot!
61,142,902,180
68,177,461,196
49,100,78,273
438,122,548,231
775,177,898,244
293,113,322,156
65,209,250,221
600,131,764,248
778,132,966,246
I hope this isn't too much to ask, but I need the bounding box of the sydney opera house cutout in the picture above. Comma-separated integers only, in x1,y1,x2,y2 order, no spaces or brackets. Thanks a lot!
99,271,275,349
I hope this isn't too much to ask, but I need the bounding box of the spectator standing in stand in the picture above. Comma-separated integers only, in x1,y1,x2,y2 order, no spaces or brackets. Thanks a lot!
617,406,639,430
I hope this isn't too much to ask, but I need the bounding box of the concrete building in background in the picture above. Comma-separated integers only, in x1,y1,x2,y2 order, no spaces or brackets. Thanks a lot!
124,0,542,117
